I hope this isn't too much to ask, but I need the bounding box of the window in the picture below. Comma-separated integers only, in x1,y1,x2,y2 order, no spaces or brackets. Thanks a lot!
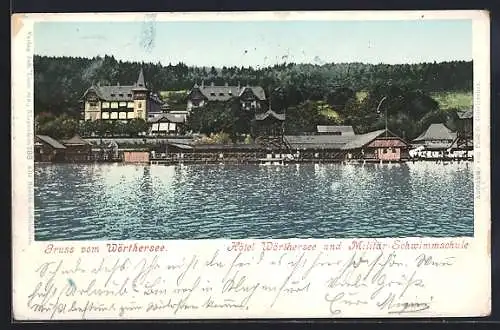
89,101,98,107
138,102,142,109
383,148,388,154
119,102,127,107
102,102,110,108
127,102,134,108
102,112,110,119
119,112,127,119
111,102,118,109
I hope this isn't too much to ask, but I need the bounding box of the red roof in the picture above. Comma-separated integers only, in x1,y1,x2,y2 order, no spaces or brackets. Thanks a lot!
367,138,408,148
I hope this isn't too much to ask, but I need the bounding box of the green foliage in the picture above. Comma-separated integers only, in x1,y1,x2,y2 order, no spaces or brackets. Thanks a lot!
37,116,148,138
36,113,79,139
197,132,232,144
33,55,473,141
285,100,335,134
430,91,473,111
243,135,253,144
186,98,251,141
34,55,472,117
126,119,149,137
186,101,233,135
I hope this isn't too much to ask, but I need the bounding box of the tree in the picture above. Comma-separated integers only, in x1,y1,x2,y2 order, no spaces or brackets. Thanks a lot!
186,100,233,136
78,120,95,137
34,54,473,117
36,114,79,139
94,119,108,137
127,118,148,137
325,87,355,113
114,120,128,137
285,100,327,134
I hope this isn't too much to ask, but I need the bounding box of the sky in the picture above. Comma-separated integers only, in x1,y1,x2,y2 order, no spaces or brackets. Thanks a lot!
34,19,472,67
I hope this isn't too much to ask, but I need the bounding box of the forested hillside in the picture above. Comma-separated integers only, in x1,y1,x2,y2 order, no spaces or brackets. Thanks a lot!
34,55,473,140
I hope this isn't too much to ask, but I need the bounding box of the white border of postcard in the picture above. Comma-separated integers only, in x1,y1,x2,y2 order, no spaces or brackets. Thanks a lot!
12,10,491,320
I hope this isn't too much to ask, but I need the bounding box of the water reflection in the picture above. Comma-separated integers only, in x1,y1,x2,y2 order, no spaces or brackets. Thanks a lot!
34,162,474,241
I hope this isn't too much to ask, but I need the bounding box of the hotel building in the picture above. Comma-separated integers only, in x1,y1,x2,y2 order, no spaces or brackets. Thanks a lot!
80,68,164,122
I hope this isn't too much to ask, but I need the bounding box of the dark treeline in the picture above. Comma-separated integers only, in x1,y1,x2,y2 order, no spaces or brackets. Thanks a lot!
34,54,472,115
34,55,472,140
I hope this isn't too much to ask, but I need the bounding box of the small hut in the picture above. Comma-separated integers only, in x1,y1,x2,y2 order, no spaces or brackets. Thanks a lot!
413,123,457,158
341,129,409,161
61,134,93,162
365,137,409,161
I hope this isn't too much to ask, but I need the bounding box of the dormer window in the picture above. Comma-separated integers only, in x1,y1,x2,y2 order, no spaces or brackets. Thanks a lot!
219,92,224,96
127,93,132,97
210,92,216,96
119,93,124,97
111,93,116,97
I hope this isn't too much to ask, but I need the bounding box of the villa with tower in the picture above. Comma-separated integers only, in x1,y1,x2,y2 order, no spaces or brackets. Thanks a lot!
80,68,165,122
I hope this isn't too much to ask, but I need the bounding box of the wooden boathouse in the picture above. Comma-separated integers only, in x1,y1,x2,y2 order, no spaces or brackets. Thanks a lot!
34,135,67,162
150,128,410,164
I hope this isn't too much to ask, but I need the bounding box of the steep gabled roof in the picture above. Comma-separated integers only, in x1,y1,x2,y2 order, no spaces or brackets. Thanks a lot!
148,113,186,124
84,85,135,101
188,83,266,102
132,68,148,91
367,137,409,148
238,86,266,100
62,134,91,146
413,123,456,142
255,110,285,121
81,69,152,101
36,135,66,149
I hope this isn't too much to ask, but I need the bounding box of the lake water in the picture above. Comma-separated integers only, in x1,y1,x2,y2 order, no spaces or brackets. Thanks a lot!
34,162,474,240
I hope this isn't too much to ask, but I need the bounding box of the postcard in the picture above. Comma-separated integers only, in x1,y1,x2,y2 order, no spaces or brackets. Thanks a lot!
11,10,490,320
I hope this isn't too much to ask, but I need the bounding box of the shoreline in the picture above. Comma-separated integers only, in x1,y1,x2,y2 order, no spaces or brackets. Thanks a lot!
34,158,474,166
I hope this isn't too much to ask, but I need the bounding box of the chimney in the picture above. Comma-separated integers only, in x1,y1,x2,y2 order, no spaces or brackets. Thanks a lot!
210,81,215,87
201,80,204,88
